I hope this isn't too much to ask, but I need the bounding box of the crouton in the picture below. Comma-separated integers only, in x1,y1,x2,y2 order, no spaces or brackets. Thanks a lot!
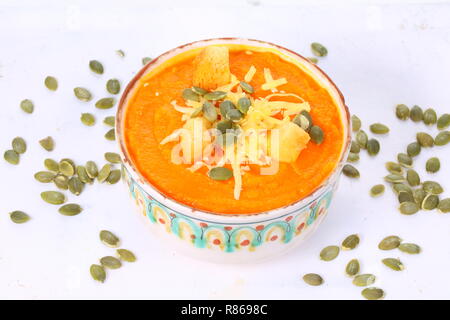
192,46,231,91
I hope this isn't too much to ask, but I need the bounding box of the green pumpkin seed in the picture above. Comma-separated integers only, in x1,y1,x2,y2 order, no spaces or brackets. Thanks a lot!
416,132,434,147
53,175,69,190
9,211,30,224
342,234,360,250
219,100,235,118
410,105,423,122
106,79,120,95
89,60,104,74
58,203,82,216
435,131,450,146
59,160,75,177
406,169,420,187
367,139,380,156
81,113,95,126
204,91,227,101
44,76,58,91
68,176,84,196
20,99,34,113
422,194,439,210
356,130,368,149
399,243,421,254
208,167,233,181
100,230,120,247
97,164,112,183
182,88,200,102
437,113,450,130
77,165,92,184
302,273,323,286
343,164,359,178
370,123,389,134
73,87,92,102
397,153,413,167
90,264,106,283
117,249,137,262
370,184,385,197
353,274,376,287
192,86,208,95
426,157,440,173
378,236,402,250
437,198,450,213
116,49,125,57
216,120,233,134
407,142,421,157
395,104,409,120
105,152,121,164
319,245,339,261
95,98,115,109
293,113,310,131
311,42,328,57
100,256,122,269
202,102,218,122
61,158,76,169
423,108,437,125
105,129,116,141
347,152,360,162
382,258,404,271
12,137,27,154
142,57,152,65
422,181,443,195
41,191,66,205
4,150,19,165
384,174,404,183
398,191,414,204
190,107,202,118
308,57,318,64
237,97,251,114
310,126,324,144
350,141,360,154
413,189,427,205
393,183,412,195
345,259,360,277
239,81,254,94
106,170,121,184
85,161,98,178
399,201,420,215
39,136,54,151
34,171,56,183
362,287,384,300
351,115,361,132
386,162,403,175
103,116,115,127
228,109,244,121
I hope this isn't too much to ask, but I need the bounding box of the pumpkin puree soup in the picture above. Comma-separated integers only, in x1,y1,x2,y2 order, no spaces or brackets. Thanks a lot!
124,45,344,214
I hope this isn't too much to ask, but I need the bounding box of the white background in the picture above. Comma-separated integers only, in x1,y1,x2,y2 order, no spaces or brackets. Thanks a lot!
1,0,449,300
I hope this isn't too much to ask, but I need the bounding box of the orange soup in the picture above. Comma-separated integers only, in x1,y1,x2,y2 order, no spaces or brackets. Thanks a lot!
124,45,345,214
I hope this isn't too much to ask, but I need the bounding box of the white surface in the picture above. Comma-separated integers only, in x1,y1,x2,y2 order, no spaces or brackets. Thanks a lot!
1,0,450,300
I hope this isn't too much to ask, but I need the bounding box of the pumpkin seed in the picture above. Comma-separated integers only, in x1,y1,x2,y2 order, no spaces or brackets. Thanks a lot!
190,107,202,118
343,164,359,178
58,203,82,216
367,139,380,156
59,160,75,177
77,165,92,184
105,152,121,164
20,99,34,113
41,191,66,205
342,234,360,250
384,174,404,183
219,100,236,118
204,91,227,101
370,184,385,197
95,98,115,109
311,42,328,57
89,60,104,74
4,150,19,165
435,131,450,146
80,113,95,126
85,161,98,178
308,57,318,64
106,170,121,184
227,109,243,121
310,126,324,144
386,162,403,175
116,49,125,57
90,264,106,283
61,158,76,169
399,201,420,215
378,235,402,250
237,97,251,114
216,120,233,134
192,86,208,95
416,132,434,147
382,258,404,271
426,157,440,173
351,115,361,132
97,164,112,183
406,169,420,187
393,183,412,195
208,167,233,181
437,113,450,130
422,194,439,210
9,211,30,224
410,105,423,122
44,76,58,91
319,245,340,261
68,176,84,195
437,198,450,213
53,175,69,190
239,81,254,94
103,116,115,127
202,102,218,122
293,114,310,131
39,136,54,151
422,181,443,195
302,273,323,286
397,153,413,167
142,57,152,65
398,191,414,204
356,130,368,149
345,259,360,276
398,243,421,254
423,108,437,125
353,274,376,287
73,87,92,102
100,256,122,269
395,104,409,120
347,152,360,162
106,79,120,95
34,171,56,183
100,230,120,247
413,189,427,205
105,129,116,141
370,123,389,134
301,111,313,130
407,142,421,157
182,88,200,102
350,141,360,154
362,287,384,300
117,249,137,262
12,137,27,154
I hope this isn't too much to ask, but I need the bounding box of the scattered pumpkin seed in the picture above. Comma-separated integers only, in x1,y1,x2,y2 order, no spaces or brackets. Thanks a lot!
423,108,437,125
59,160,75,177
9,211,30,224
416,132,434,147
142,57,152,65
34,171,56,183
190,107,202,118
342,234,360,250
73,87,92,102
204,91,227,101
406,169,420,187
106,79,120,95
4,150,19,165
356,130,368,149
397,153,413,167
219,100,235,118
422,181,443,195
422,194,439,210
435,131,450,146
68,176,84,196
382,258,404,271
228,109,244,121
85,161,98,178
398,191,414,204
367,139,380,156
302,273,323,286
399,201,420,215
384,174,404,183
202,102,218,122
53,175,69,190
437,198,450,213
410,105,423,122
97,164,112,183
100,256,122,269
393,183,412,195
20,99,34,113
95,97,115,109
437,113,450,130
370,123,389,134
58,203,82,216
192,86,208,95
100,230,120,247
351,115,361,132
310,126,324,144
347,152,360,162
44,76,58,91
395,104,409,120
350,141,360,154
105,129,116,141
106,170,121,184
216,120,233,134
81,113,95,126
407,142,421,157
39,136,54,151
426,157,440,173
12,137,27,154
319,245,340,261
208,167,233,181
311,42,328,57
345,259,360,277
90,264,106,283
413,189,427,205
398,243,421,254
370,184,385,197
104,152,121,164
237,97,251,114
386,162,403,175
76,165,92,184
308,57,318,64
352,274,376,287
89,60,104,74
378,236,402,250
239,81,254,94
117,249,136,262
41,191,66,205
343,164,359,178
362,287,384,300
116,49,125,57
103,116,115,127
293,113,310,131
182,88,200,102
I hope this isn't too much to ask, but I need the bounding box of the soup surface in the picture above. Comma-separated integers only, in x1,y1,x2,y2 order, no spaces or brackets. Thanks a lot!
124,45,344,214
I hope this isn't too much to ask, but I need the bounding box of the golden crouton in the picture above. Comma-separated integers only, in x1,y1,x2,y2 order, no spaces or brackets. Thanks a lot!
192,46,231,91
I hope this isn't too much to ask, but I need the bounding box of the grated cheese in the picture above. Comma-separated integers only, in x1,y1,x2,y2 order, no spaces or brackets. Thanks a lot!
244,65,256,83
